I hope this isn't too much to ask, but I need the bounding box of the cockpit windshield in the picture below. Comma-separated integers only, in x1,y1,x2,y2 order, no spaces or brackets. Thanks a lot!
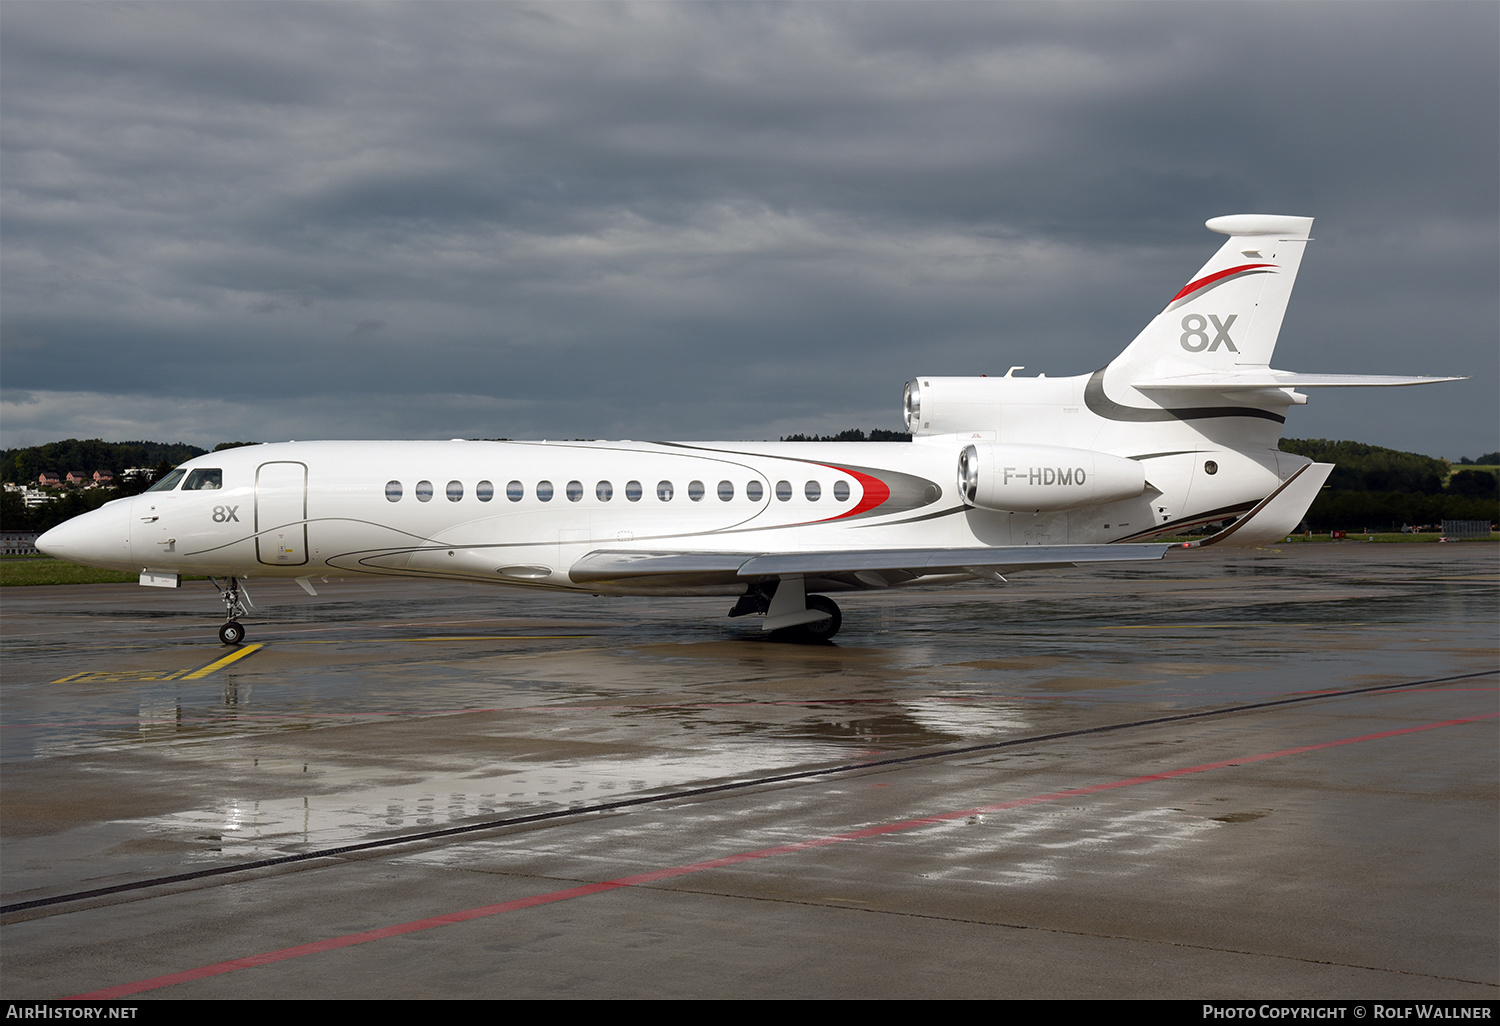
183,469,222,490
144,468,187,493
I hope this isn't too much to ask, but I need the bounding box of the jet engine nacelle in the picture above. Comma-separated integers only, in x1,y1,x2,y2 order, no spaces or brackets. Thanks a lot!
905,376,1011,436
958,443,1147,513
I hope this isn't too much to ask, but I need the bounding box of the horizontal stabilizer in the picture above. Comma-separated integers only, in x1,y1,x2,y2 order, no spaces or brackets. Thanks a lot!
571,544,1169,584
1133,370,1464,390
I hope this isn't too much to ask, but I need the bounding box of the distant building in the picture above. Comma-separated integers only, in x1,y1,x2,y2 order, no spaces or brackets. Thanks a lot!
93,470,115,485
37,471,60,486
1,532,40,555
65,471,89,485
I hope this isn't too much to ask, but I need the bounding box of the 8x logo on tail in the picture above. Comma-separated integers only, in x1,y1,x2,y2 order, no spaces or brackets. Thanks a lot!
1181,313,1238,353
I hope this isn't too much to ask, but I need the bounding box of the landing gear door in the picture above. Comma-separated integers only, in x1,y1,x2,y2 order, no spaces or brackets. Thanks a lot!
256,461,308,566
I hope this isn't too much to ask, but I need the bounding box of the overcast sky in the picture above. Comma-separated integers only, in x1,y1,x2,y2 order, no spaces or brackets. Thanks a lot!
2,2,1495,458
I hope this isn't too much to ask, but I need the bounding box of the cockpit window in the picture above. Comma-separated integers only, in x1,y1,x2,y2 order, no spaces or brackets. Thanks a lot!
183,469,223,491
145,469,187,492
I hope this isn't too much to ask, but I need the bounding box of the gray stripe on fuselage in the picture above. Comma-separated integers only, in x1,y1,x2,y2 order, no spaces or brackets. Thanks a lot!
1085,370,1286,424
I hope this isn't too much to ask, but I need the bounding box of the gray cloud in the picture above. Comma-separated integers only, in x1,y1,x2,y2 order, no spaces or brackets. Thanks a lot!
2,1,1495,457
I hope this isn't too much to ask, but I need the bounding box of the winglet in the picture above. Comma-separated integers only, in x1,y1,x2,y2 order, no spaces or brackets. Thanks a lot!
1186,462,1334,548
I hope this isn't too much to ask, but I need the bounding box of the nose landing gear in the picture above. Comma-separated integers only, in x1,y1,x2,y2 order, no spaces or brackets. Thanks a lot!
210,577,253,645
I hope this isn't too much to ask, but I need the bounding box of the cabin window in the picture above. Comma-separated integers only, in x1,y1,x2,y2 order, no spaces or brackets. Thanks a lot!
183,469,223,491
775,480,792,501
688,480,705,502
446,480,464,502
1204,460,1219,475
717,480,734,501
626,480,643,502
145,469,186,493
657,480,674,501
746,481,764,502
567,480,584,502
833,480,850,502
805,480,821,501
385,480,403,502
537,480,554,502
416,480,434,502
596,481,613,501
506,480,524,502
476,480,494,502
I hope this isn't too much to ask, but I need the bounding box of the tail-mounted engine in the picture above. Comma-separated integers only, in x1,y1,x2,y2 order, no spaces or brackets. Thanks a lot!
905,376,1015,436
958,443,1146,513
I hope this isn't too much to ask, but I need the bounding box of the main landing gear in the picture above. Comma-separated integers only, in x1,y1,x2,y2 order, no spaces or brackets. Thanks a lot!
728,578,842,642
210,576,252,645
791,594,842,642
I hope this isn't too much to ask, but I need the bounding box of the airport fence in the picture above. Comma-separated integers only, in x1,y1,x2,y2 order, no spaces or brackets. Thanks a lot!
1440,520,1493,540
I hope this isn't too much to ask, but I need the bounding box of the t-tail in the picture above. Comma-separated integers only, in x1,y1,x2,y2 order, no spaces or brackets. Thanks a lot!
1108,214,1313,386
906,213,1463,547
1105,214,1461,411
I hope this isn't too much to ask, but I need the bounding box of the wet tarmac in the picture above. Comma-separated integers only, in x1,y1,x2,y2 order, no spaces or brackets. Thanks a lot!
1,543,1495,999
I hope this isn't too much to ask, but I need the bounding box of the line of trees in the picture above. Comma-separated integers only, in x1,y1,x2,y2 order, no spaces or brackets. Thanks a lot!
1,439,207,484
780,428,912,442
1278,438,1497,531
1,439,209,533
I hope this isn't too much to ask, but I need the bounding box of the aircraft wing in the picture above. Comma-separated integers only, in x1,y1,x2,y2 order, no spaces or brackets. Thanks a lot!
569,544,1170,585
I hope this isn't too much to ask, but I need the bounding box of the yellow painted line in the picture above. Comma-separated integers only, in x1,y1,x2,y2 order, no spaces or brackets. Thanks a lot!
181,643,265,679
53,669,198,684
52,643,265,684
283,635,593,643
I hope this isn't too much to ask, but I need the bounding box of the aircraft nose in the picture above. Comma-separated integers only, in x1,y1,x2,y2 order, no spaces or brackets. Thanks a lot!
36,500,133,569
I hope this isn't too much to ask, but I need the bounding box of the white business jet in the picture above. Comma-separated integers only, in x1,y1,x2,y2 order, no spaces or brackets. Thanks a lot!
38,215,1458,644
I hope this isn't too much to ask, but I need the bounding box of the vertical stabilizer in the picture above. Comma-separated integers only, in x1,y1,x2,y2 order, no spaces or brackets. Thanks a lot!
1109,215,1314,384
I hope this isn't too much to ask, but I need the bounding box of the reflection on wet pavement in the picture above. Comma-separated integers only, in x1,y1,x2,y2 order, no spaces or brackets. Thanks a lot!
2,544,1495,894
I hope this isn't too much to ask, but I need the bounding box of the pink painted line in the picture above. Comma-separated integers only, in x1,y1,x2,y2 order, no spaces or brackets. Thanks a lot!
70,711,1498,1000
10,684,1492,732
2,695,1046,731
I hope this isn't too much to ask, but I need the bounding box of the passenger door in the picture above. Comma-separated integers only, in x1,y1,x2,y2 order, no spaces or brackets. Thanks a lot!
255,461,308,566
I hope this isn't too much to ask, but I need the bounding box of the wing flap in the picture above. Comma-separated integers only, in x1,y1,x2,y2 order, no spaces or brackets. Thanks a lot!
738,544,1169,576
569,550,756,583
570,544,1170,584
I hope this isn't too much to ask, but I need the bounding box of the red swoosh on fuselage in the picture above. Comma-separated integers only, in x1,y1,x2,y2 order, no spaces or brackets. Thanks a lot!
812,464,891,523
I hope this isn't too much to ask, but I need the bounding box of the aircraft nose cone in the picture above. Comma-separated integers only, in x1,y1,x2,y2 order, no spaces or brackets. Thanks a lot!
36,500,133,569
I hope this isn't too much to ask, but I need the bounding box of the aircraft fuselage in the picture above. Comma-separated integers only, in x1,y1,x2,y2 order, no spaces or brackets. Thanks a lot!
40,418,1286,597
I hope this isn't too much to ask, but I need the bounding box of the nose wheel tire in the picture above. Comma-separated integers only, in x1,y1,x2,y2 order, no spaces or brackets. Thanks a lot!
219,621,246,646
